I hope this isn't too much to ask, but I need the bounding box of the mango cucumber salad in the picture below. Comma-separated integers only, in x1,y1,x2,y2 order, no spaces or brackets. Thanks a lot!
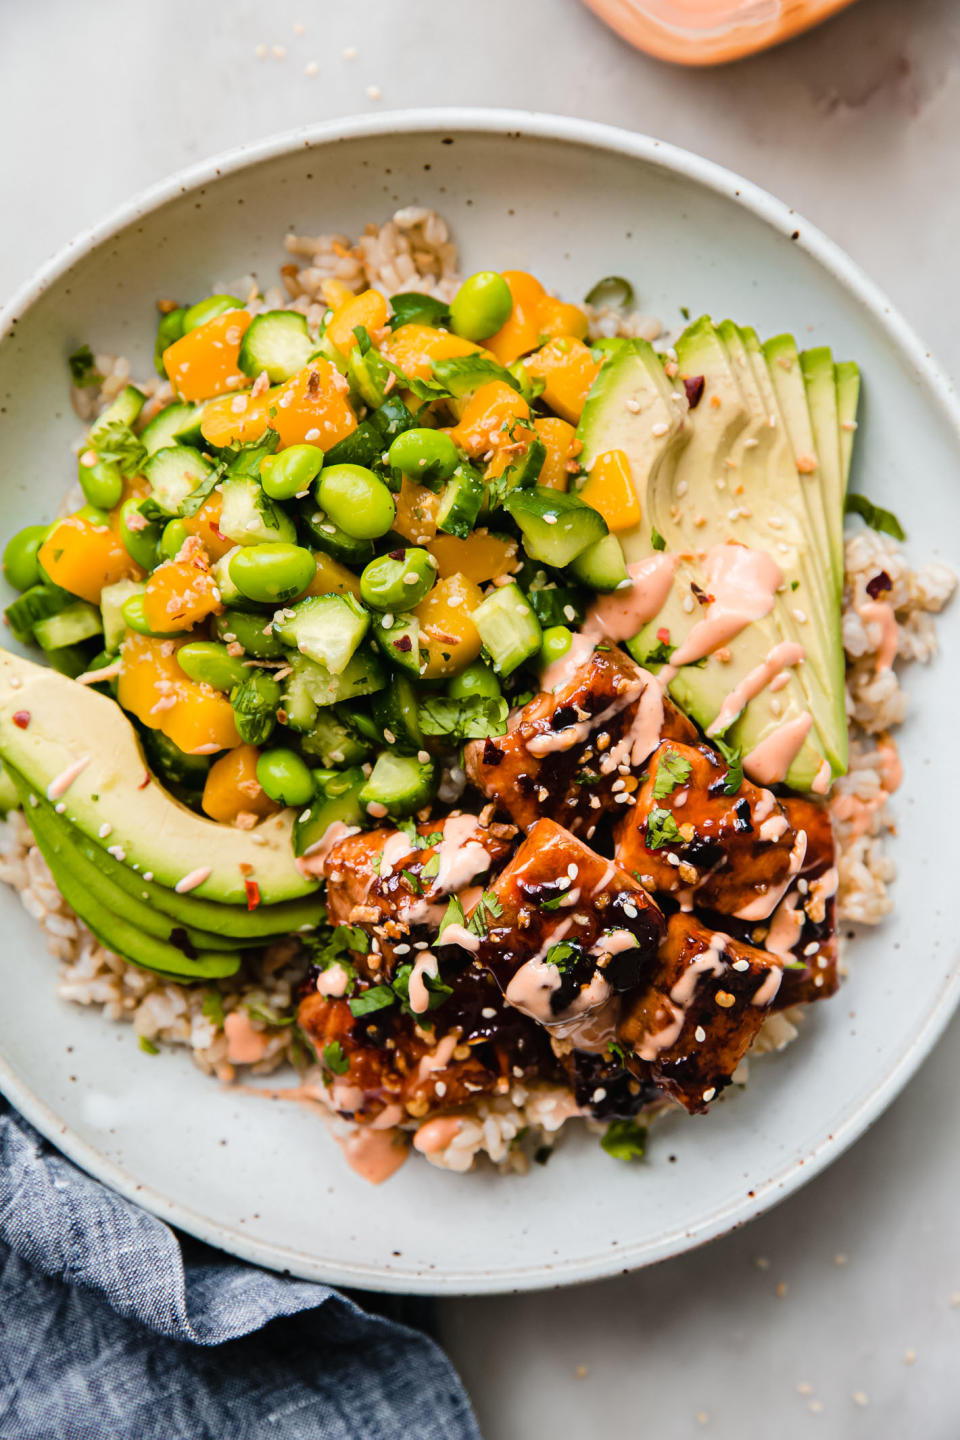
0,265,863,982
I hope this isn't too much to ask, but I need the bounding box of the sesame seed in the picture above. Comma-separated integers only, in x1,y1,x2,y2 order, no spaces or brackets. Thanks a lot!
651,422,669,437
694,1026,706,1042
792,607,807,623
676,480,688,497
366,84,382,101
803,941,819,956
417,751,431,764
904,1349,916,1365
98,823,112,838
702,1087,716,1102
592,1087,607,1102
481,1007,497,1019
381,614,394,628
294,20,305,33
255,43,267,59
343,45,357,59
852,1392,868,1408
543,514,557,525
403,573,420,585
271,44,286,59
624,398,642,414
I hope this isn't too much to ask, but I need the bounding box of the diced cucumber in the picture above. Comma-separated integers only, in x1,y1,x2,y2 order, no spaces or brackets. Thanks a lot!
141,402,204,456
347,344,392,409
142,728,212,792
219,476,296,546
299,503,375,566
359,751,436,818
374,613,422,676
211,548,245,608
436,463,485,538
238,311,313,383
5,584,71,645
372,674,424,753
272,594,370,675
45,644,94,678
527,585,585,630
319,420,383,471
33,601,102,651
100,579,144,651
570,533,628,592
431,354,522,398
88,385,145,447
371,395,419,446
473,583,542,676
294,767,366,857
281,648,386,724
496,437,546,498
309,332,349,376
503,486,607,567
298,707,373,767
144,444,214,516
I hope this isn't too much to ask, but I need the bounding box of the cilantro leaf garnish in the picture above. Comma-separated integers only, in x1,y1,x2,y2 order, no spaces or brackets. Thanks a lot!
645,807,685,850
714,735,743,796
652,746,692,800
202,990,225,1027
467,890,503,938
322,1040,350,1075
418,694,509,741
844,492,905,542
401,868,423,894
544,941,578,973
348,985,396,1018
392,962,453,1016
420,853,440,881
69,344,102,388
438,896,466,939
90,420,147,478
650,528,666,551
600,1119,647,1162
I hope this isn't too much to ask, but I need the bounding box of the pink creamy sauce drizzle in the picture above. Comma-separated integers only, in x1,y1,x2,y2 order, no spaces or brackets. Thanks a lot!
341,1127,409,1184
857,600,899,671
811,759,832,795
223,1012,270,1065
764,890,804,960
743,713,814,786
315,962,350,998
417,1031,459,1082
633,937,732,1065
408,951,438,1014
437,921,480,952
413,1115,464,1155
296,820,360,877
706,641,805,737
46,755,90,800
661,544,783,679
541,554,677,692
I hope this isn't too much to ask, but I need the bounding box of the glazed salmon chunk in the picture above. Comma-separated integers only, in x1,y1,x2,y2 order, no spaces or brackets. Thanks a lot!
447,816,665,1037
618,913,783,1113
761,796,839,1006
464,646,695,839
616,740,807,921
322,813,514,971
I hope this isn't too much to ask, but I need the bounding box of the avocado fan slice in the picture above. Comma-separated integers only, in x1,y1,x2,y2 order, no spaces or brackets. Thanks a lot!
19,784,257,955
22,806,241,981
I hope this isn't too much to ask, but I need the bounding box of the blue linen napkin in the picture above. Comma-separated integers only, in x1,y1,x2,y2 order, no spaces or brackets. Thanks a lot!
0,1099,481,1440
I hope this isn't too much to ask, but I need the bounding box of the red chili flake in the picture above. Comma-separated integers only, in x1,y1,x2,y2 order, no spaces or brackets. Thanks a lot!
656,627,671,644
690,582,713,606
12,711,30,729
393,634,412,653
389,549,406,561
866,570,892,599
683,375,705,409
138,771,151,790
244,878,261,911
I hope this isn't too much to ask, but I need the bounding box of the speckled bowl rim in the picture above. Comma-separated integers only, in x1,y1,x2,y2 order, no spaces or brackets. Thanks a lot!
1,109,959,1296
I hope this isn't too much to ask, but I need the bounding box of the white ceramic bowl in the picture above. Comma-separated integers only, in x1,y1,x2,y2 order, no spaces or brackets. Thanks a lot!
1,111,958,1296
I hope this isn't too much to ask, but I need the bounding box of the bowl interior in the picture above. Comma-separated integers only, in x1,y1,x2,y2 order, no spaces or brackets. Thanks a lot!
1,117,958,1294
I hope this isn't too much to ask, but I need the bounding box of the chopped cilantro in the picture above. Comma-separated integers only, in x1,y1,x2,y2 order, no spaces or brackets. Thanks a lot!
845,492,905,542
645,807,685,850
544,941,578,972
348,985,396,1018
714,735,743,795
91,420,146,478
419,852,440,882
601,1118,647,1161
652,746,692,800
632,636,675,668
392,962,453,1015
201,990,225,1027
790,579,800,591
138,1036,159,1055
401,868,423,894
606,1040,631,1067
322,1040,350,1075
418,694,509,741
679,306,691,321
650,528,666,551
575,769,600,787
68,344,102,388
438,895,466,939
467,890,503,938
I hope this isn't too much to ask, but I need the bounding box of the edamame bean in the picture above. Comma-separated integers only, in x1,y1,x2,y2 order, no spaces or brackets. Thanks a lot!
3,524,49,592
119,499,161,570
155,306,187,375
176,641,249,692
77,453,123,511
182,294,245,333
360,548,437,612
388,428,459,486
540,625,573,666
260,444,325,500
256,748,315,808
447,660,502,701
229,543,316,604
214,608,286,659
121,593,186,638
315,464,396,541
160,519,190,562
449,272,513,342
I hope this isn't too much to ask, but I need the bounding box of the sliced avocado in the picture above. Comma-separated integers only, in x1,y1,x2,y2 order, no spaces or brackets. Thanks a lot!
799,347,844,587
576,317,857,790
835,360,860,489
576,340,690,564
16,783,252,953
0,647,318,906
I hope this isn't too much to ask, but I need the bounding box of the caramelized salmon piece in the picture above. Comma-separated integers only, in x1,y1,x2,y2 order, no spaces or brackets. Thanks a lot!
463,646,695,840
616,740,806,921
322,812,514,971
453,816,664,1037
618,913,782,1113
764,796,839,1006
